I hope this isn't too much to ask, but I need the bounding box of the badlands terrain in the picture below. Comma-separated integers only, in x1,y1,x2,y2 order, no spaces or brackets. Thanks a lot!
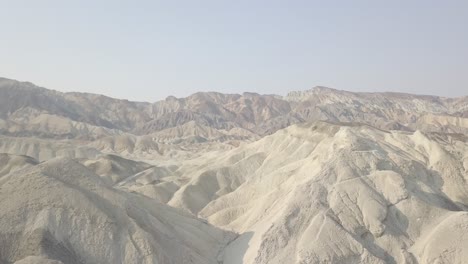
0,77,467,264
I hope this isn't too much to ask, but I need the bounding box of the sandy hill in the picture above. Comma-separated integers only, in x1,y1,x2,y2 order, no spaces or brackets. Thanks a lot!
0,158,233,264
0,153,39,177
80,154,154,184
0,136,100,162
123,121,467,264
148,121,259,144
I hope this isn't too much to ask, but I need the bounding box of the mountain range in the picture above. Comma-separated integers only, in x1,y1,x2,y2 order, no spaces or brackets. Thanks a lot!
0,77,467,264
1,77,467,141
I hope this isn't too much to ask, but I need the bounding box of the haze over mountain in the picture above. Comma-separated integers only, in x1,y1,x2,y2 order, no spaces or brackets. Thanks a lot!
0,77,467,264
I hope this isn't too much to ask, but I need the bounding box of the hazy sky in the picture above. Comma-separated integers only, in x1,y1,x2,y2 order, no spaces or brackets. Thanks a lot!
1,0,467,101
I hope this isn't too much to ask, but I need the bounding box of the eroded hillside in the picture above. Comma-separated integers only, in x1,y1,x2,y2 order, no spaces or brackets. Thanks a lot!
0,77,467,264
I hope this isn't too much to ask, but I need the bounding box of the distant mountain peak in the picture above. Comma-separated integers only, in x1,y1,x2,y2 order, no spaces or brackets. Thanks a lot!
284,86,340,101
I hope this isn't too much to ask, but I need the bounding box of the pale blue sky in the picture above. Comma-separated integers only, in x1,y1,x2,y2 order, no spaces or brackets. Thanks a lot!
1,0,467,101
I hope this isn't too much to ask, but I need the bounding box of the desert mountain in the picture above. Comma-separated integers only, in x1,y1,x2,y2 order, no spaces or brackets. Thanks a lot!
1,77,467,141
0,77,467,264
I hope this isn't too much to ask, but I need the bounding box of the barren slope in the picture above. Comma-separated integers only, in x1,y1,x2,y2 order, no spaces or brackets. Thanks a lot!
1,76,468,264
2,77,467,141
0,158,233,264
141,122,468,264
